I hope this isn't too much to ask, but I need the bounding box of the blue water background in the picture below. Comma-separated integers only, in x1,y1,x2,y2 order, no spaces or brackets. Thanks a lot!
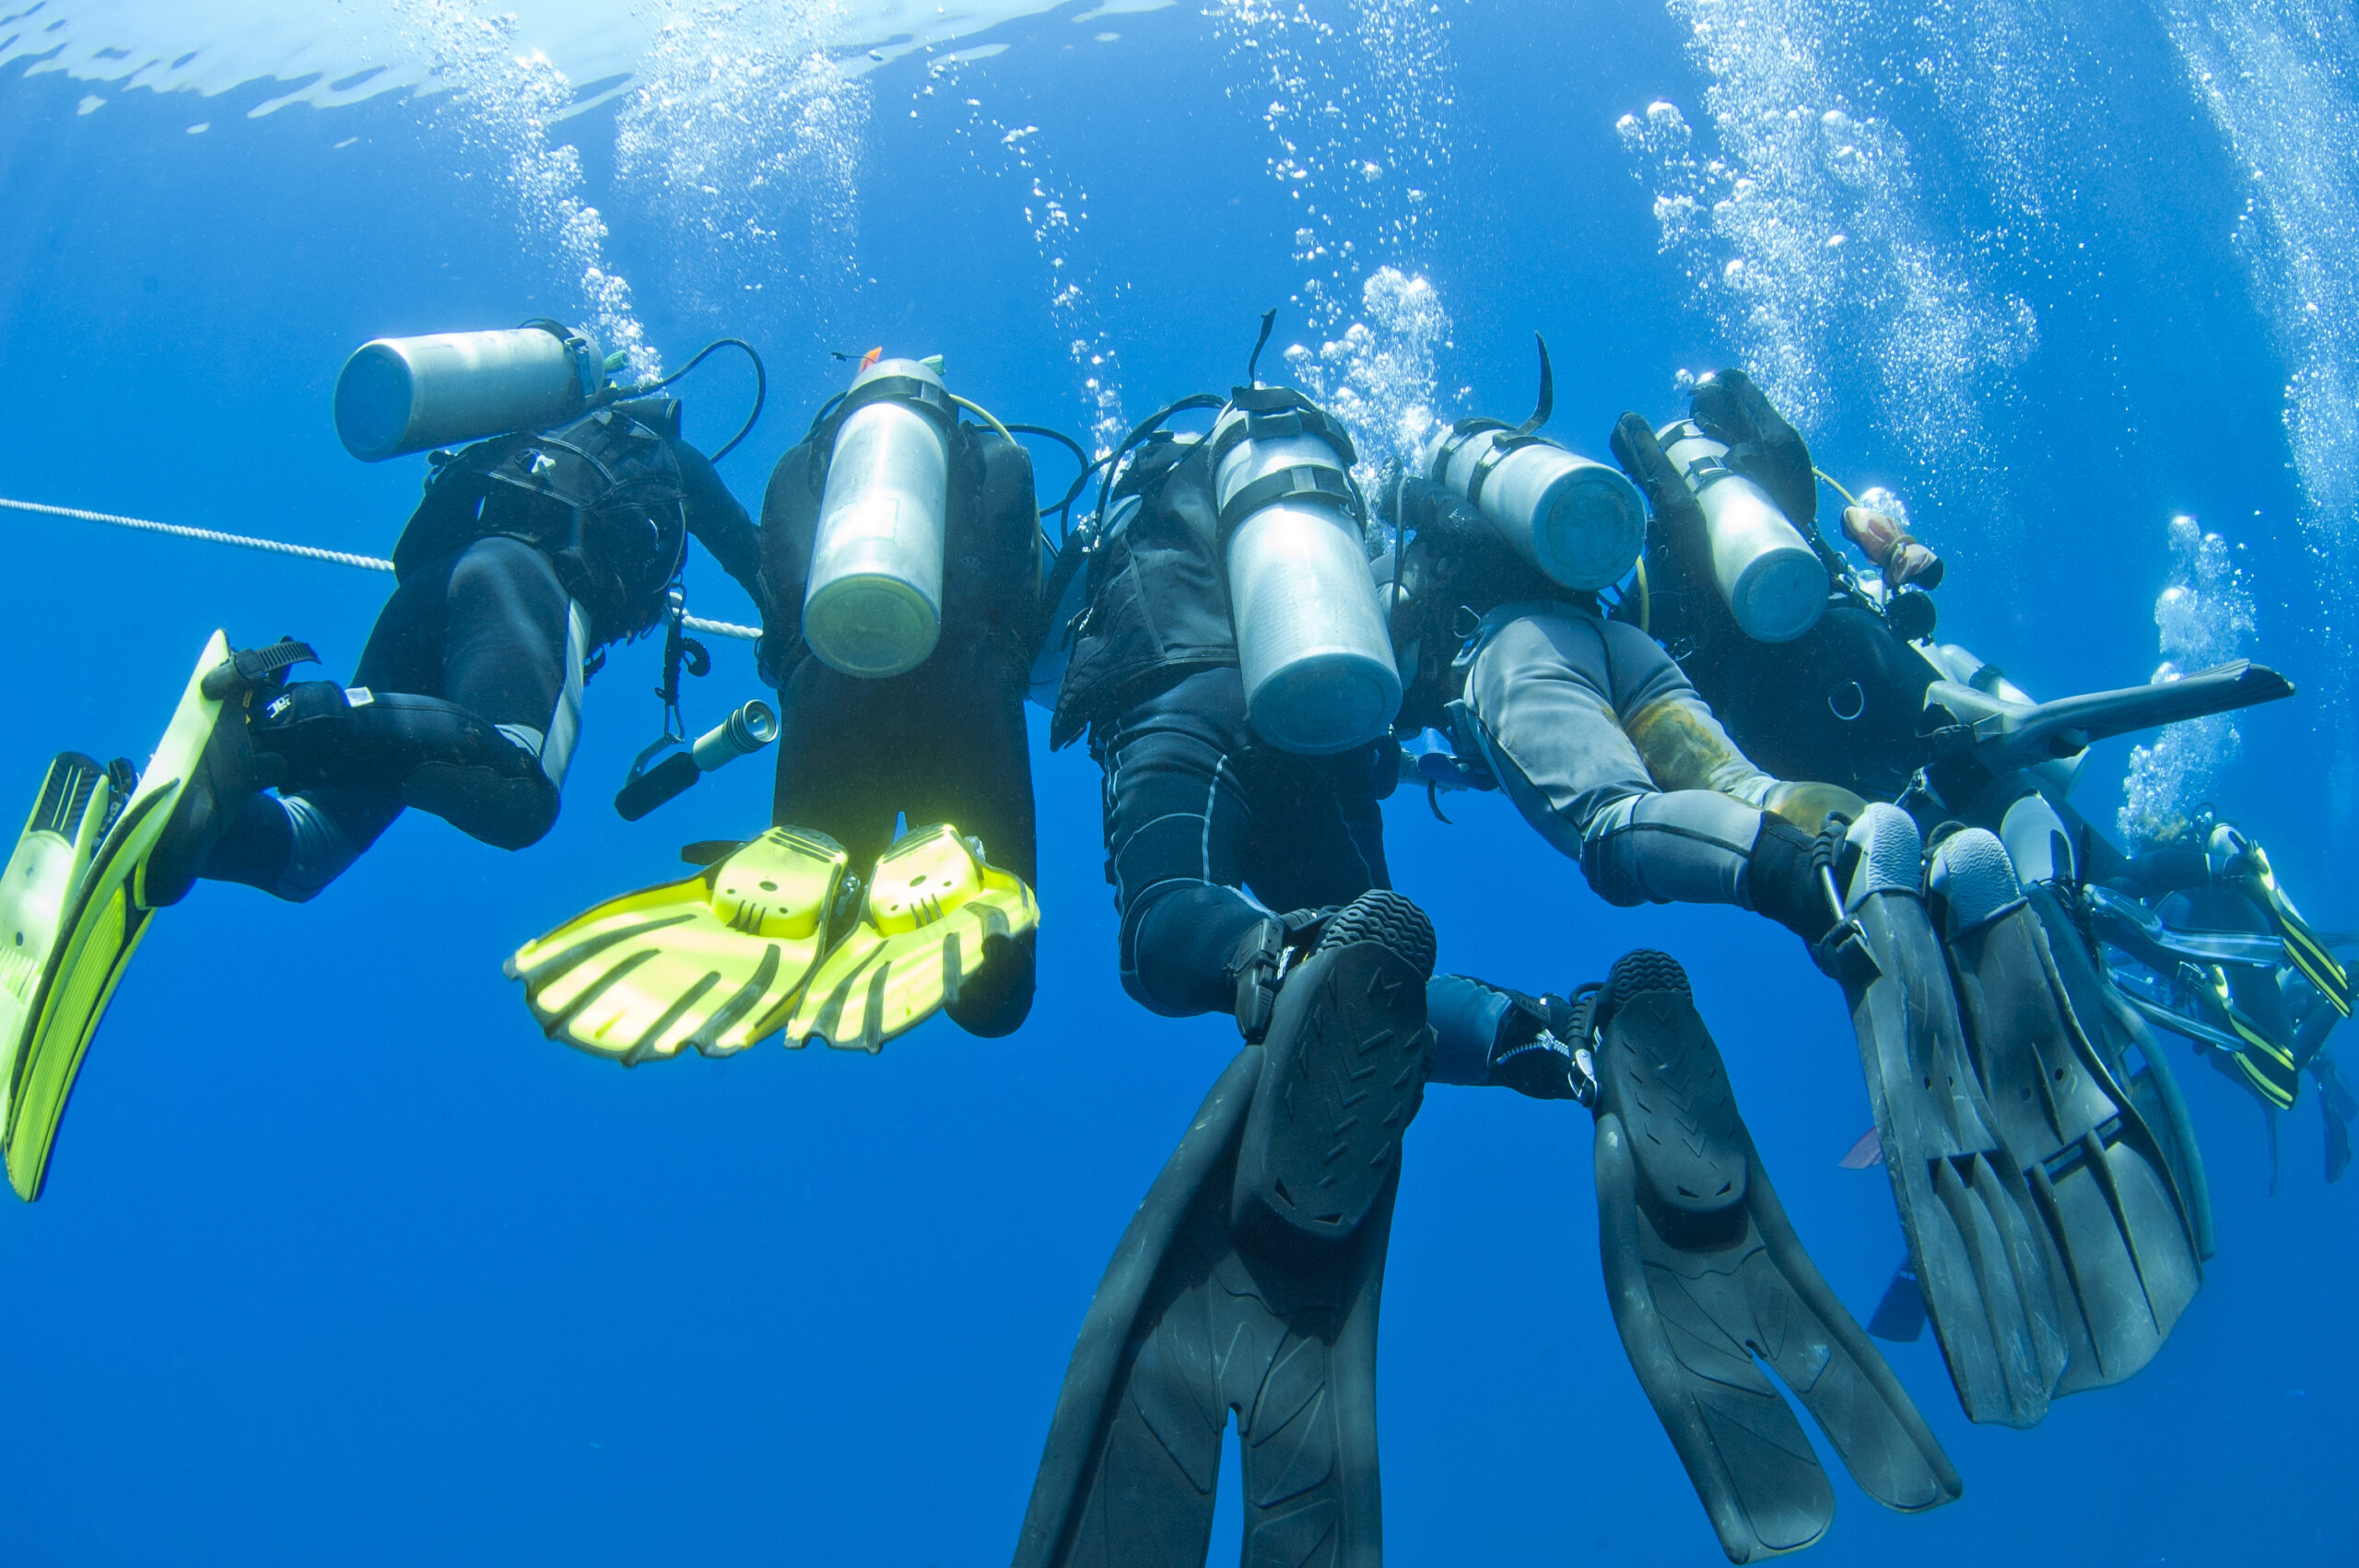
1,2,2350,1562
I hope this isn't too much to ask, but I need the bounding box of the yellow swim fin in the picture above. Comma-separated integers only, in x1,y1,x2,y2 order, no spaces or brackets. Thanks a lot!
785,823,1039,1053
508,827,851,1063
2239,842,2351,1018
4,631,245,1200
0,755,122,1127
2193,964,2303,1110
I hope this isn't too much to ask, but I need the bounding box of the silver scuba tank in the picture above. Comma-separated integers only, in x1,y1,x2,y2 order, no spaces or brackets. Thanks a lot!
333,322,608,462
1209,392,1402,755
1421,421,1647,591
1656,418,1830,642
804,357,955,678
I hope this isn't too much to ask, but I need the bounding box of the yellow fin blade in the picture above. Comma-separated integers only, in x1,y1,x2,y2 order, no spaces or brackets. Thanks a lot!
784,823,1039,1053
509,827,848,1063
4,632,230,1199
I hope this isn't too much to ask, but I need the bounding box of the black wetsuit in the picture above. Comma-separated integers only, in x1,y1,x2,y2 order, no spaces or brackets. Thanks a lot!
755,417,1043,1038
1053,426,1512,1082
204,397,760,899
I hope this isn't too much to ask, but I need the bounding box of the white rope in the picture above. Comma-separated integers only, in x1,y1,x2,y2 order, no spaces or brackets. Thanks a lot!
0,494,763,642
681,614,760,642
1,495,397,572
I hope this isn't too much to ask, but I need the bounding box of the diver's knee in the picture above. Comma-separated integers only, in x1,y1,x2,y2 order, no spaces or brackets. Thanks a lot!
946,931,1036,1037
405,762,560,850
1574,795,1656,907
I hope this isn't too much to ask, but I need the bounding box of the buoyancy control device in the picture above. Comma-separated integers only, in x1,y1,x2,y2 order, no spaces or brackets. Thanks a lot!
1656,417,1830,642
1208,387,1401,755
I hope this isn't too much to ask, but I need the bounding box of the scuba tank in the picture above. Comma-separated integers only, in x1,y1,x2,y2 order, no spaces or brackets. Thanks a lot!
1208,388,1401,755
1421,421,1647,591
1656,418,1829,642
334,321,610,462
803,357,954,678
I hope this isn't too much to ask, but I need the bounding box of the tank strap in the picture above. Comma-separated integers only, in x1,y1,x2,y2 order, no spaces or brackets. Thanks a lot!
1426,416,1508,483
1210,385,1360,471
834,371,956,430
1462,429,1561,510
804,372,957,486
1215,461,1362,539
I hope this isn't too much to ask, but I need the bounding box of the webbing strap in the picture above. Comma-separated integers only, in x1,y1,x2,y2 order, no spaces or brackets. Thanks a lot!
1216,462,1361,538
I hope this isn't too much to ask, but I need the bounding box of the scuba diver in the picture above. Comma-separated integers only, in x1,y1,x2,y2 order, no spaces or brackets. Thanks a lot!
1012,344,1955,1567
508,351,1050,1060
2075,809,2353,1185
1378,351,2286,1431
1607,370,2351,1174
1610,368,2337,1409
0,320,769,1200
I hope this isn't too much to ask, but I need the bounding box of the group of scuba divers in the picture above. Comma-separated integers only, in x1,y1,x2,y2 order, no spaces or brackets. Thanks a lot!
0,310,2348,1563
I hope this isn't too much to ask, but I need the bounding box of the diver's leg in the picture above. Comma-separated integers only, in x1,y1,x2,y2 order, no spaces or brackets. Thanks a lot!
251,539,580,852
1101,668,1273,1018
193,558,454,900
1459,608,1768,910
1235,736,1394,916
905,654,1037,1037
199,786,403,902
416,534,581,845
769,658,898,872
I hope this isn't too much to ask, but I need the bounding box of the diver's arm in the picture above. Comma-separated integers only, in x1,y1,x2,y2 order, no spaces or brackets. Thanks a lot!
672,438,766,603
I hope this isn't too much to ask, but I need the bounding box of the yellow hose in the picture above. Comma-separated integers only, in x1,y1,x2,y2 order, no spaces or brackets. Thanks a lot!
1813,467,1861,509
950,393,1015,446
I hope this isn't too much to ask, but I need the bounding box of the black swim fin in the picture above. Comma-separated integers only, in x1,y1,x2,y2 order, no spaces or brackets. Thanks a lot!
2078,968,2216,1263
1814,804,2069,1427
1589,949,1961,1562
1867,1261,1930,1343
1013,892,1434,1568
1928,829,2203,1396
1923,659,2292,772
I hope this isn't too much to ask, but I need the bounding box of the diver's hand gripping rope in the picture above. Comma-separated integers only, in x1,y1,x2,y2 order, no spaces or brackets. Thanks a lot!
0,495,760,643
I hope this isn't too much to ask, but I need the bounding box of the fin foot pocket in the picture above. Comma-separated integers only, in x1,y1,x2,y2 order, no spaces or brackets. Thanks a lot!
1590,949,1960,1562
1232,890,1435,1250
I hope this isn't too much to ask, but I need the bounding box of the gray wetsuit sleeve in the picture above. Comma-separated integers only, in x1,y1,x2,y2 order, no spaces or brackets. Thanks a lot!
1457,602,1771,910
